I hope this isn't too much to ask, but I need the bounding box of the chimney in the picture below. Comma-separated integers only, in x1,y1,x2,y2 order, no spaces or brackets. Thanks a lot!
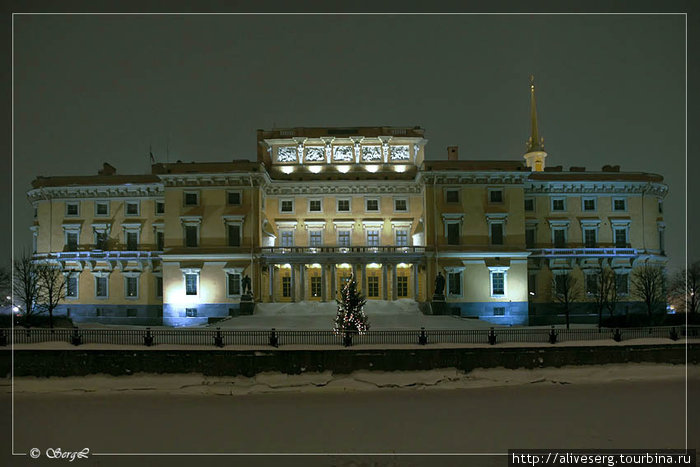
447,146,459,161
98,163,116,176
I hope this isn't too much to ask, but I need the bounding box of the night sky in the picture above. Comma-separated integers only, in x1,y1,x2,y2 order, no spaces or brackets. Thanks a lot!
8,12,692,270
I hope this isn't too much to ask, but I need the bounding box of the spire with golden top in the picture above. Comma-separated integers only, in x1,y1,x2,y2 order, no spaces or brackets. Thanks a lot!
523,74,547,171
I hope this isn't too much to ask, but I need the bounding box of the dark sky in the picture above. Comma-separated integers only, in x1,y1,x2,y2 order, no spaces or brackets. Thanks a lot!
8,11,691,270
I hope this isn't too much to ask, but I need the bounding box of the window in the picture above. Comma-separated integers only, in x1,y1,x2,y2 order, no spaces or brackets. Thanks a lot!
185,273,198,295
126,231,138,250
227,273,241,296
95,201,109,216
613,197,627,212
447,271,462,296
524,198,534,212
32,231,38,254
310,276,322,297
280,199,294,213
367,229,380,247
489,189,503,203
493,307,505,316
551,198,566,212
395,229,408,246
615,273,629,295
659,229,665,253
185,225,198,247
33,205,38,218
228,224,241,247
127,309,137,318
614,228,627,248
553,229,566,248
397,276,408,297
282,277,292,297
66,202,80,217
155,276,163,298
185,308,197,317
95,231,108,250
66,232,79,251
95,276,108,298
525,228,536,248
582,197,597,212
367,276,379,297
586,274,599,295
338,230,351,247
184,191,199,206
490,223,504,245
156,231,164,251
125,277,138,298
281,230,294,247
554,275,567,295
155,201,165,215
394,198,408,212
491,272,505,296
66,276,79,298
528,273,537,296
658,200,663,213
365,198,379,212
447,223,460,245
337,198,351,212
125,201,139,216
309,199,322,212
445,189,459,204
309,230,322,247
227,191,241,206
583,228,597,248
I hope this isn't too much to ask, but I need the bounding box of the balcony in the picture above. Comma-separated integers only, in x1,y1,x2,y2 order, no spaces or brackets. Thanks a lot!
34,250,163,261
259,245,427,263
528,248,637,258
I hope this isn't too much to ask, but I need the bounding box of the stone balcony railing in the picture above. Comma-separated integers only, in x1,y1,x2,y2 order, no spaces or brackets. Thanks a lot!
527,248,637,257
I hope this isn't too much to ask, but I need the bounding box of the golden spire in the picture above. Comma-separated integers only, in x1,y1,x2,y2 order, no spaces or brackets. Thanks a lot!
526,74,545,153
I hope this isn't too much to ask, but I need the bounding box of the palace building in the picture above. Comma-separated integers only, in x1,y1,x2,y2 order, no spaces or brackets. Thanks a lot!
27,80,668,326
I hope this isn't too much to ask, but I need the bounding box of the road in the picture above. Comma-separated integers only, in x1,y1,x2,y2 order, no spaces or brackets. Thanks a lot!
1,376,698,467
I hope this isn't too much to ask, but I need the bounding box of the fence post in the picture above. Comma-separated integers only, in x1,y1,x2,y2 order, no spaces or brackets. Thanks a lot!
343,331,353,347
418,327,428,345
669,327,679,341
143,327,154,347
70,327,82,346
548,326,557,344
0,330,6,347
488,327,496,345
214,327,224,348
269,328,279,348
613,328,622,342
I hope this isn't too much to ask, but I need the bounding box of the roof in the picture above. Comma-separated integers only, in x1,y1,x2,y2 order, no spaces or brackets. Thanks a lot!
31,174,160,188
529,171,664,183
257,126,425,140
422,160,529,172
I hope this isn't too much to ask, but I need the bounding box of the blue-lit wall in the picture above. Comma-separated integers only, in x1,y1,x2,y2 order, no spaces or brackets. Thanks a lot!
55,304,164,326
163,303,240,327
450,301,529,326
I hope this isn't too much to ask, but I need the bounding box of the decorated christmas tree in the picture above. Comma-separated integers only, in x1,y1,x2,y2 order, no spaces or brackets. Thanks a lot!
333,274,369,334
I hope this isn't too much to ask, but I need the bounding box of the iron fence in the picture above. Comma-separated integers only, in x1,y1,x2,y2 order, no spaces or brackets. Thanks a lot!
0,325,697,348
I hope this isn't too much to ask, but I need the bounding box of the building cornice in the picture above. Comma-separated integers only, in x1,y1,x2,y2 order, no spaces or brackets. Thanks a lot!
27,183,163,202
157,172,269,188
263,180,422,196
525,180,668,196
418,171,529,186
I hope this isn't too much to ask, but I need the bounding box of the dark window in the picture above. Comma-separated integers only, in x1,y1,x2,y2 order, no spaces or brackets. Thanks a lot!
228,273,241,295
613,198,626,211
446,189,459,203
489,190,503,203
95,277,108,297
490,223,504,245
126,231,138,250
658,200,663,213
614,229,627,248
282,277,291,297
583,198,596,211
228,191,241,205
337,199,350,212
96,202,109,216
586,274,599,295
448,272,462,296
554,275,567,295
280,200,294,212
552,199,565,211
310,276,322,297
659,230,665,253
127,308,137,317
584,229,597,248
185,274,198,295
525,229,536,248
491,272,505,295
447,223,460,245
66,232,78,251
394,199,407,211
309,200,322,212
185,308,197,317
156,201,165,215
156,276,163,297
184,192,199,206
126,202,139,215
125,277,138,297
528,274,536,295
156,231,164,251
397,276,408,297
366,199,379,211
553,229,566,248
524,198,534,211
367,276,379,297
493,307,505,316
33,206,38,218
228,224,241,247
616,274,629,294
185,225,198,247
66,276,78,298
66,203,79,216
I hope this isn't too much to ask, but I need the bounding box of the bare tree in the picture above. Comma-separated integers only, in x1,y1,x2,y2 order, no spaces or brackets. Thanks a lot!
12,252,43,325
36,263,66,329
605,271,619,318
0,265,11,307
631,265,666,317
669,262,700,314
591,267,616,328
552,271,582,329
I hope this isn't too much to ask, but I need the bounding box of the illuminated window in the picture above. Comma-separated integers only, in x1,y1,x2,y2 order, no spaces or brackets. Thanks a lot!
395,229,408,246
490,272,505,296
338,230,351,247
367,229,380,247
397,276,408,297
309,230,322,247
282,277,292,297
367,276,379,297
185,273,198,295
280,230,294,247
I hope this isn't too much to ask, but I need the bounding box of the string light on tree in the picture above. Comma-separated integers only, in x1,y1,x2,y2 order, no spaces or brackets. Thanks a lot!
333,273,369,335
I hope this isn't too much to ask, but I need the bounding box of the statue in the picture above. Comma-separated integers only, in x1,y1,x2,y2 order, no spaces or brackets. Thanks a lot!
434,272,445,296
242,274,252,295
